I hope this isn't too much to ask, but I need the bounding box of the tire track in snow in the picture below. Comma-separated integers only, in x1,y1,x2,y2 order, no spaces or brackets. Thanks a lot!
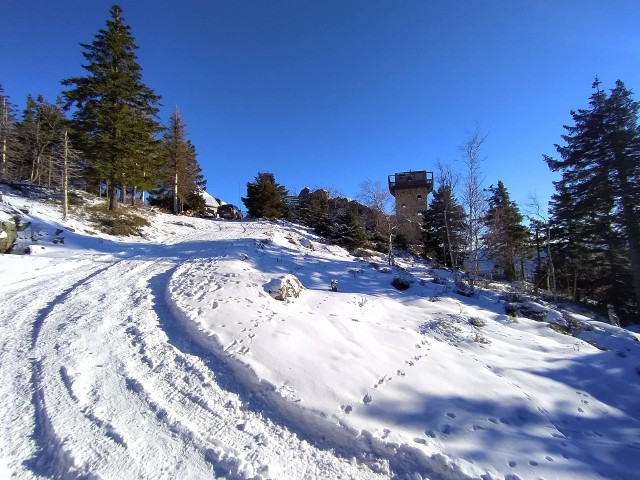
31,262,118,348
18,249,387,479
0,258,113,478
25,258,140,479
137,264,389,479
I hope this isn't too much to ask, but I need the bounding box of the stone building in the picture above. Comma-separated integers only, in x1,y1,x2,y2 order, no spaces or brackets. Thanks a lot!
388,170,434,242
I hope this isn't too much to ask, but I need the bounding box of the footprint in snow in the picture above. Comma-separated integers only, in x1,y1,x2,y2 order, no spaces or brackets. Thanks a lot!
362,393,372,404
508,460,517,468
446,412,456,419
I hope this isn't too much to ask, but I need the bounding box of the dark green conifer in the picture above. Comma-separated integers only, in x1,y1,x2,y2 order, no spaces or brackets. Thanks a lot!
483,181,529,281
16,95,66,185
422,184,467,268
333,202,367,251
155,107,205,214
242,172,288,219
62,4,161,209
545,79,640,310
302,189,332,237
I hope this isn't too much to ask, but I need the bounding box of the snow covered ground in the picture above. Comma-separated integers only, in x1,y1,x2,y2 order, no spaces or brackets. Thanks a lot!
1,188,639,480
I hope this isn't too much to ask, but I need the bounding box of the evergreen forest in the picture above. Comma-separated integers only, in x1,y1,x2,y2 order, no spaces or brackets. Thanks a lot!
1,5,205,216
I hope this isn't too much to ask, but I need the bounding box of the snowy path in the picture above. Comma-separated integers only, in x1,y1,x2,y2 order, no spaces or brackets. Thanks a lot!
0,227,387,479
3,199,640,480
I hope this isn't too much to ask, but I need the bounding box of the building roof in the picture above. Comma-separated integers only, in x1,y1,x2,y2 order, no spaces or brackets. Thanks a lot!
200,190,221,208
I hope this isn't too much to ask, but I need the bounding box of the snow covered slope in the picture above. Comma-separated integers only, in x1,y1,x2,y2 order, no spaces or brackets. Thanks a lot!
1,189,639,480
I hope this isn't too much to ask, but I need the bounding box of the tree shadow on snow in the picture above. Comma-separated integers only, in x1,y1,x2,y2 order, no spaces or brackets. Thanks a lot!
362,354,640,480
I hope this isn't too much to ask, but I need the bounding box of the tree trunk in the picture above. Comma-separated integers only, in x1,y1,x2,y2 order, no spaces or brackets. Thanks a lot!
62,131,69,220
131,186,136,206
1,98,6,180
109,183,117,210
1,137,6,180
31,151,41,183
173,171,179,215
534,225,541,295
47,155,53,187
546,225,557,299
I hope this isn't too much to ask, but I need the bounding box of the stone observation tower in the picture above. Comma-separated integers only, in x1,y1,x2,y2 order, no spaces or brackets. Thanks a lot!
388,170,434,242
388,170,434,218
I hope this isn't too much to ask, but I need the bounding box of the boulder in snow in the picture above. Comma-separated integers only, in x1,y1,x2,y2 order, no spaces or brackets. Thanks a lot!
0,211,17,253
265,275,304,302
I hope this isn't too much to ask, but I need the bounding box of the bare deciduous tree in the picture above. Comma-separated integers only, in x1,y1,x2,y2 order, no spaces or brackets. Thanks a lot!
460,127,487,290
357,179,397,264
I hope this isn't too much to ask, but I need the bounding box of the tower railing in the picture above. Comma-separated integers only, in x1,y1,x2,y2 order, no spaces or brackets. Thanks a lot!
388,171,434,196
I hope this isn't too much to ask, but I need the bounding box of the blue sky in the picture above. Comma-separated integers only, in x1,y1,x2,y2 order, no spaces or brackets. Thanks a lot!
3,1,640,215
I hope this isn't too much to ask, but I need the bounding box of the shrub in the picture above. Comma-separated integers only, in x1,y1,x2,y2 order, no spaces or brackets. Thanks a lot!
505,303,518,317
88,204,150,236
469,317,486,328
392,276,411,291
474,332,491,344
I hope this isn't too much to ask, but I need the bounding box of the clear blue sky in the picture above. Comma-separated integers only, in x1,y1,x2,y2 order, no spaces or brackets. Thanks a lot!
3,1,640,215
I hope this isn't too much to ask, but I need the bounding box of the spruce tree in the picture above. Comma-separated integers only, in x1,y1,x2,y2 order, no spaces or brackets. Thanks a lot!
333,202,367,251
16,95,66,185
548,179,603,301
483,181,529,281
302,189,332,237
422,184,467,268
242,172,287,219
158,107,205,214
62,4,161,210
545,79,640,311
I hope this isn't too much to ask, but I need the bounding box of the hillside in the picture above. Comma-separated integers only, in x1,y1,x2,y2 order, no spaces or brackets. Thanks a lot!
1,187,639,480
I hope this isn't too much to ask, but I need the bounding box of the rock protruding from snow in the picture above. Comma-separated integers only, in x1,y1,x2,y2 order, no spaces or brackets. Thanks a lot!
0,213,17,253
265,275,304,302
